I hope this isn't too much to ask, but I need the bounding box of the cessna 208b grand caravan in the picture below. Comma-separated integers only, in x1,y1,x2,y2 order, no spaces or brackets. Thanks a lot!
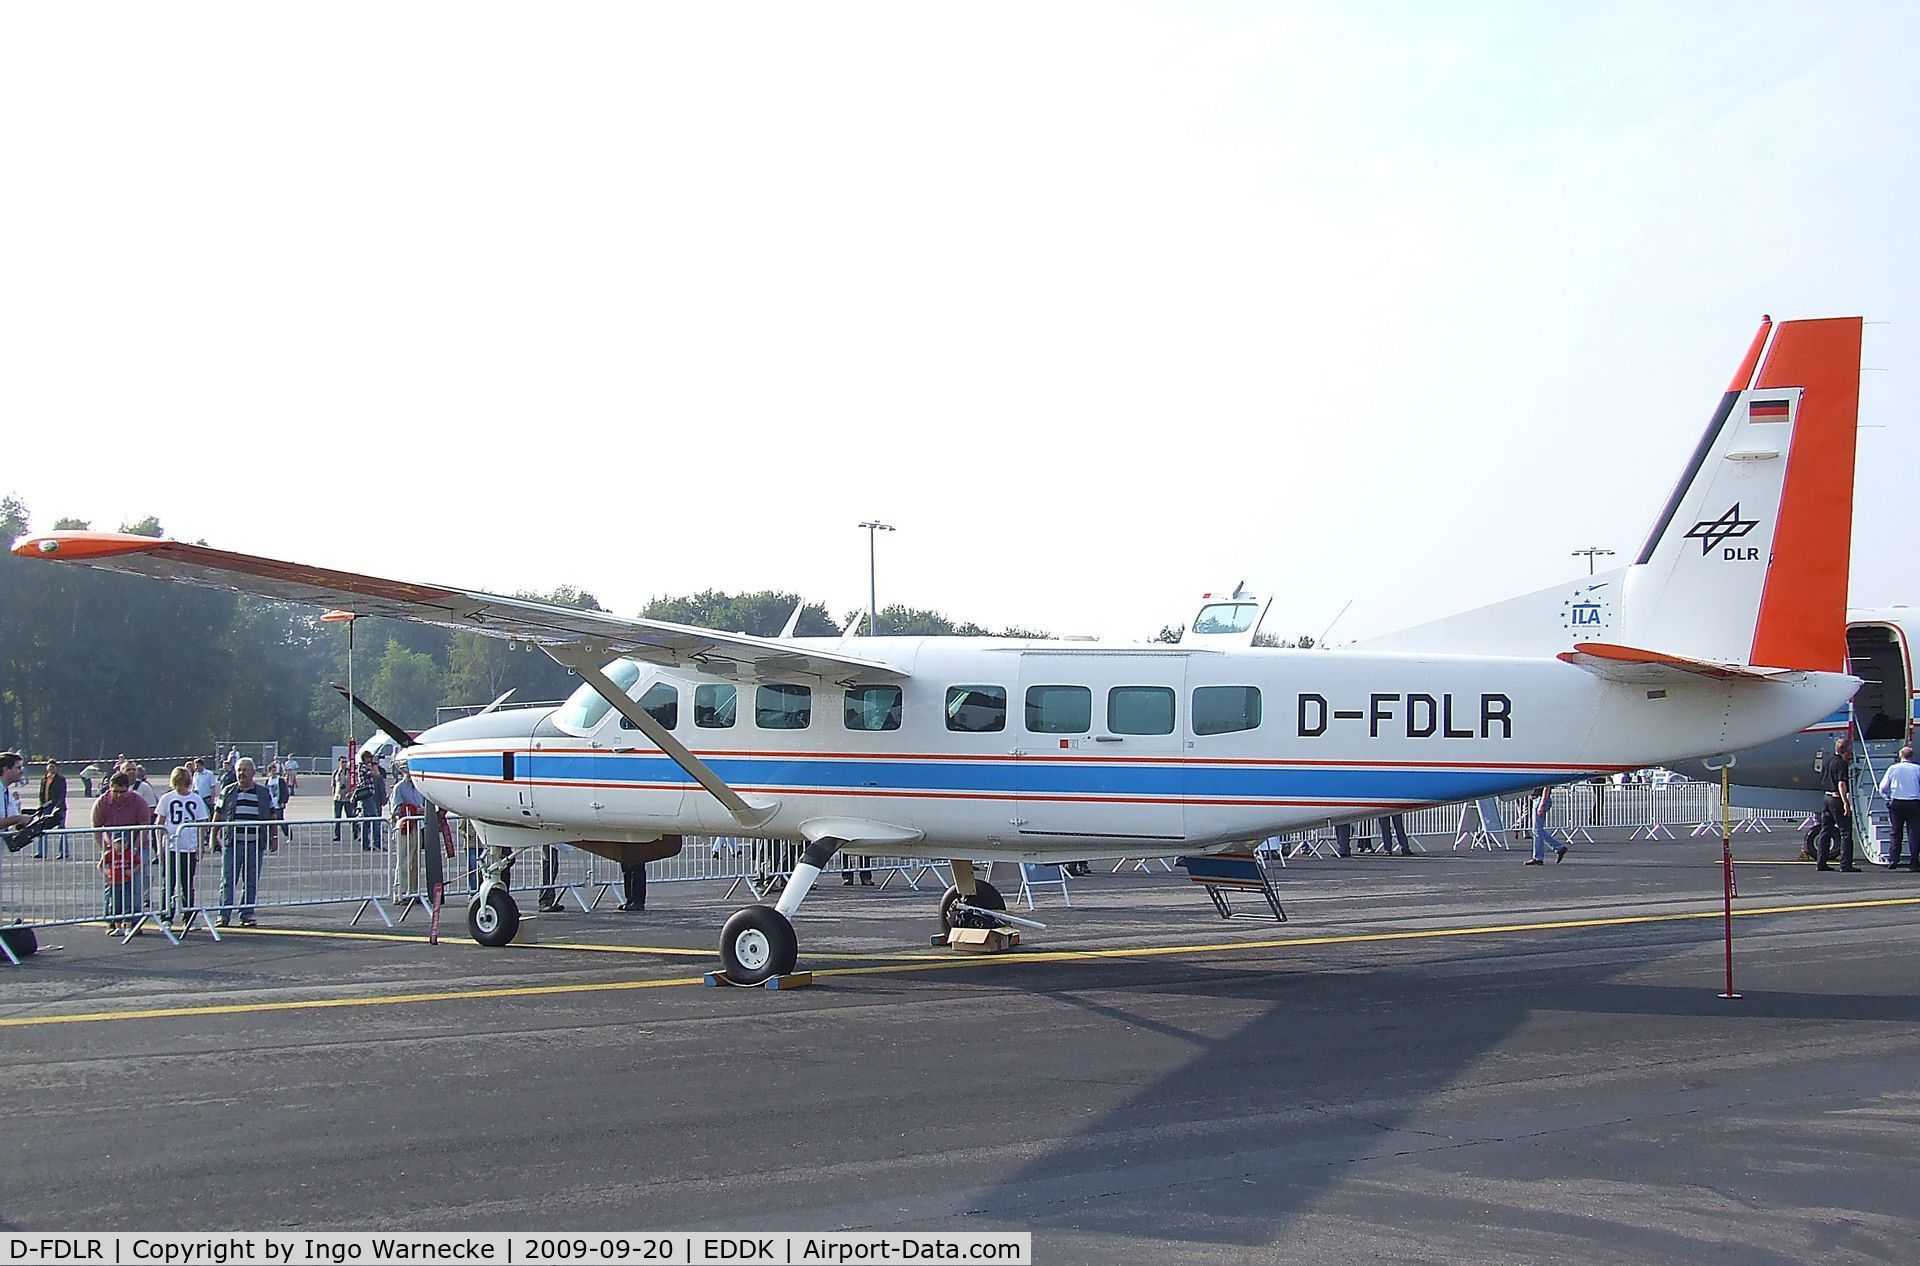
16,316,1864,983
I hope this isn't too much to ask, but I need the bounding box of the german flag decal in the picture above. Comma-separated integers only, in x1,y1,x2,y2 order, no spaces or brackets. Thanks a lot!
1748,398,1791,422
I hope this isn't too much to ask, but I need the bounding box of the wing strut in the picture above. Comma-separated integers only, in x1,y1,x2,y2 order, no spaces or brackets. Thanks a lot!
544,647,780,831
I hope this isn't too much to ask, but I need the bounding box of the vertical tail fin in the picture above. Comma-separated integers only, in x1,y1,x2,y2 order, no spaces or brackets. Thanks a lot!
1618,316,1862,671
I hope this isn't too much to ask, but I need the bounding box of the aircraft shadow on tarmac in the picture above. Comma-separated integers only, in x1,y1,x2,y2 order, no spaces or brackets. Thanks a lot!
953,916,1899,1249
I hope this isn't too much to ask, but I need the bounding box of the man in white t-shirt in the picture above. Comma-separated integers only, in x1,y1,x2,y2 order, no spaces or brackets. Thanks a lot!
156,767,208,927
1,753,29,915
190,758,218,818
0,753,26,825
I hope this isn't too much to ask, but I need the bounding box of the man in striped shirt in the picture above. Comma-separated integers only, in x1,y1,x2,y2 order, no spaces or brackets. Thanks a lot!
213,758,280,927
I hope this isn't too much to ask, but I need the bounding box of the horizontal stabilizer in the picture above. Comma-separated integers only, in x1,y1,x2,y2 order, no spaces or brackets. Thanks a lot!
1556,642,1798,684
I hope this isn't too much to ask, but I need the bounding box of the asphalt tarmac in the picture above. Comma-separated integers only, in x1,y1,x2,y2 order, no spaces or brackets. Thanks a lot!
4,827,1917,1265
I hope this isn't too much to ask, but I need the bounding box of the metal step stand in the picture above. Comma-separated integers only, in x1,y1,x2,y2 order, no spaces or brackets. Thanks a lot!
1176,851,1287,922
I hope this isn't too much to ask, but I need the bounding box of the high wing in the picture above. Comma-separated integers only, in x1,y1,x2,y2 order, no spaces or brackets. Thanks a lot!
13,532,905,684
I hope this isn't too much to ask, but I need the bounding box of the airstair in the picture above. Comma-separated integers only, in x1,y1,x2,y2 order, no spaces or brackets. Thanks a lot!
1848,736,1906,866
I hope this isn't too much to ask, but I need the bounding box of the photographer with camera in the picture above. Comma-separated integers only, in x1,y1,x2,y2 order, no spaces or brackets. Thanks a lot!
0,753,29,833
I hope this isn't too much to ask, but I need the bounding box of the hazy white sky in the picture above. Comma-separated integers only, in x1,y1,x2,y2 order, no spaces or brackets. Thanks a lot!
4,1,1913,642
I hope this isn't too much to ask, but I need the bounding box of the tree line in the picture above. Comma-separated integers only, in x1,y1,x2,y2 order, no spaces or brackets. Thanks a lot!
0,499,1052,761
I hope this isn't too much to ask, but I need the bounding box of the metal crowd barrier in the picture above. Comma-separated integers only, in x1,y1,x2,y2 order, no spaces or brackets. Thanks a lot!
0,817,400,954
1255,782,1802,860
4,783,1811,960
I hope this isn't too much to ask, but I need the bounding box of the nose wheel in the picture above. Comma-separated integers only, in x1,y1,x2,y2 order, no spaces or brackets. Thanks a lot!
720,905,798,985
467,887,520,947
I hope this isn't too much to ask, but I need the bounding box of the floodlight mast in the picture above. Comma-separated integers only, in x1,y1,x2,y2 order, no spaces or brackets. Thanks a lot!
1572,546,1615,576
857,520,895,634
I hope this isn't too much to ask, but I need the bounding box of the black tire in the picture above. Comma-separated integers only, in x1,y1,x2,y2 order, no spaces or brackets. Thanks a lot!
719,905,798,985
467,888,520,947
0,924,38,959
939,879,1006,932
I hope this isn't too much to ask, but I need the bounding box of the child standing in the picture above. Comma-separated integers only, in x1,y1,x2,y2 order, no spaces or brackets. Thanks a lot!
156,766,208,928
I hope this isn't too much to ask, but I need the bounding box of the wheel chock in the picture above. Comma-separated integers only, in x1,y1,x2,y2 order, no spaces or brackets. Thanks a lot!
944,926,1020,954
703,970,814,990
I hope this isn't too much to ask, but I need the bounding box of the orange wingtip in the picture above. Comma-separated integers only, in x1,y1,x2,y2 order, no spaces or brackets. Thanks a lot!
11,531,171,561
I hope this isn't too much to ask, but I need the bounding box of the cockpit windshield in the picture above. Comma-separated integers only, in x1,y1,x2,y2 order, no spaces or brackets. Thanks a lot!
553,658,644,732
1191,602,1259,635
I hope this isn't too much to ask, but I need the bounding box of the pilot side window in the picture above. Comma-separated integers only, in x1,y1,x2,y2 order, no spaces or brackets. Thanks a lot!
554,658,643,732
946,685,1006,733
694,683,737,729
1192,685,1262,735
1108,686,1175,735
844,685,903,732
756,683,812,730
1025,685,1091,734
619,682,679,730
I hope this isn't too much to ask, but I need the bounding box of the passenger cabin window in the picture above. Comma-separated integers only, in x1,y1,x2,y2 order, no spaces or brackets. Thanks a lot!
1193,685,1262,735
694,683,737,729
1025,685,1092,734
946,685,1007,733
1108,686,1175,735
844,685,903,731
554,658,643,732
756,683,812,730
619,682,679,730
1191,603,1258,635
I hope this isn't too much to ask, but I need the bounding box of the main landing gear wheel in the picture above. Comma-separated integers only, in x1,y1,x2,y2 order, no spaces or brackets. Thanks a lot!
720,905,798,985
467,888,521,947
939,880,1006,932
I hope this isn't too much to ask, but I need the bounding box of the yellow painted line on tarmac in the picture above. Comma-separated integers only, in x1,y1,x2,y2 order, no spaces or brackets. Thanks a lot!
214,925,922,961
806,894,1920,979
3,895,1915,1029
0,973,712,1029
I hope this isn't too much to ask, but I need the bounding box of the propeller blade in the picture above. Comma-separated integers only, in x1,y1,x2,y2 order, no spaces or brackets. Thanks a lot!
329,684,418,748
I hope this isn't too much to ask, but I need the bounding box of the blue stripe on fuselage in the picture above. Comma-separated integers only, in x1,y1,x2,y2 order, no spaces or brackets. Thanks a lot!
408,751,1565,804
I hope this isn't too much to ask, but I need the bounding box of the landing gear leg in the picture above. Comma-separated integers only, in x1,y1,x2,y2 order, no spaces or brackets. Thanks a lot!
939,860,1005,933
718,838,839,984
468,846,522,947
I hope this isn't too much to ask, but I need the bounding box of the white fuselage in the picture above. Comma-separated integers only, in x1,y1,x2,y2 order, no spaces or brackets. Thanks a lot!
405,637,1856,862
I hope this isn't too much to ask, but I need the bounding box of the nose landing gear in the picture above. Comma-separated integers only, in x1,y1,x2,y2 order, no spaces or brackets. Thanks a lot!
467,846,522,947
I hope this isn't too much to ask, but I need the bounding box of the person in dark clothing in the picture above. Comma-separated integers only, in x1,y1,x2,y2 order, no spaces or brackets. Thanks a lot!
213,758,280,926
1818,735,1858,872
34,760,69,858
354,753,387,850
620,859,647,912
538,844,566,913
1377,813,1413,856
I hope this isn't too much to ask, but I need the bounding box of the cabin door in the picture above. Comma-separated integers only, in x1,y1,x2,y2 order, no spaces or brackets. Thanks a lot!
1013,653,1186,850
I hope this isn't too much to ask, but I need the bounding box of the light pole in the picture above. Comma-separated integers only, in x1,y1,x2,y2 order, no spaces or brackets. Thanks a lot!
1572,546,1615,576
322,610,359,750
857,521,895,634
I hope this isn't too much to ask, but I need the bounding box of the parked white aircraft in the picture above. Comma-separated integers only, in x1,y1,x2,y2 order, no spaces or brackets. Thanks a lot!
15,315,1865,982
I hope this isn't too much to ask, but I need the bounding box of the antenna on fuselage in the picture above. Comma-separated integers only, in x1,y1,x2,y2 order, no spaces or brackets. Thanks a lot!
1317,600,1353,648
